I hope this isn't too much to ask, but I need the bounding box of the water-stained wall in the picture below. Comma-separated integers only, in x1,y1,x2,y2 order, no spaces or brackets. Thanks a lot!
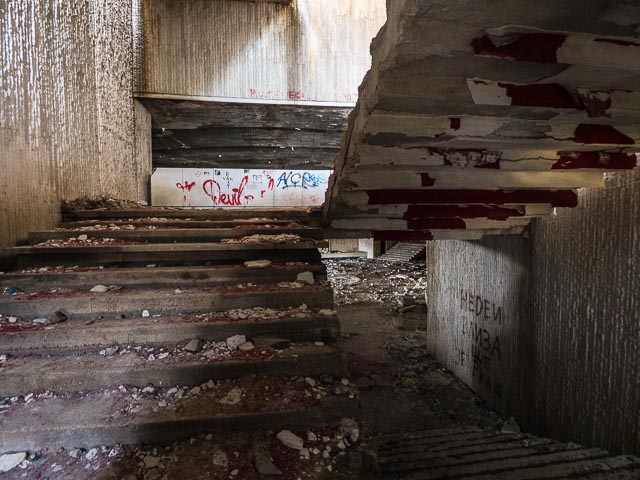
0,1,151,266
426,168,640,455
136,0,386,103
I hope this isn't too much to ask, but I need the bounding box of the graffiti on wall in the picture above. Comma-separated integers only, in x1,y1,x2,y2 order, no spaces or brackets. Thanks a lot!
151,168,331,208
455,288,504,399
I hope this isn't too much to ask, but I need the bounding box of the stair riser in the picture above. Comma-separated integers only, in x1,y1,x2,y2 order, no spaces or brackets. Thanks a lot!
0,351,346,396
0,289,334,319
28,228,324,244
15,248,322,268
0,400,358,454
0,317,340,354
0,266,327,291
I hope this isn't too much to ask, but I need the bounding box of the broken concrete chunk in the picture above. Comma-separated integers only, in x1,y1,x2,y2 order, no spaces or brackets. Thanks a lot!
244,259,272,269
296,271,315,285
77,234,88,241
226,335,247,350
254,452,283,475
276,430,304,450
32,318,48,324
184,339,204,353
90,285,109,293
103,346,119,356
48,308,70,325
141,310,150,318
319,309,337,316
212,446,229,467
238,341,255,351
304,377,317,388
219,387,242,405
0,452,26,473
253,336,291,350
143,455,161,469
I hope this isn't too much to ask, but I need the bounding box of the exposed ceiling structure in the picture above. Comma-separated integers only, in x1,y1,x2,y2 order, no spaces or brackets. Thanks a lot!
140,98,350,170
325,0,640,240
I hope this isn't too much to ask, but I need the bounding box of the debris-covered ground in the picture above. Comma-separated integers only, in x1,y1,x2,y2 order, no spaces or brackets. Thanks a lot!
324,257,509,436
323,258,427,313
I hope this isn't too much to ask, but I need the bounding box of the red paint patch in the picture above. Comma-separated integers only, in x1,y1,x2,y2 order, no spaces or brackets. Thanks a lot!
449,118,461,130
573,124,634,145
552,152,637,169
498,82,581,109
366,189,578,207
404,205,525,220
373,230,434,241
472,33,567,64
406,218,467,230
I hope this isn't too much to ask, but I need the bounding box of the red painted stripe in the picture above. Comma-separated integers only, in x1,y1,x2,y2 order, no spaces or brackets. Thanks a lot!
472,33,567,64
406,218,467,230
404,205,525,220
574,124,634,145
552,152,637,169
373,230,434,241
366,189,578,207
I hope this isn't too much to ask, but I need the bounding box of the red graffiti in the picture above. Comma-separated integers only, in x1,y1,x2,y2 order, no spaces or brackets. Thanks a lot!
203,176,254,206
176,181,196,192
268,178,275,190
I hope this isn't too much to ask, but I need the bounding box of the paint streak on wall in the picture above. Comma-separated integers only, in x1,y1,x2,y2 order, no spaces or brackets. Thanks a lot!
151,168,331,208
425,167,640,455
0,0,151,266
136,0,386,102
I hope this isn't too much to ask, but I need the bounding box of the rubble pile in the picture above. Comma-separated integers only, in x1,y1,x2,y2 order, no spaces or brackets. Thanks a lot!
55,224,158,232
324,257,427,310
62,196,149,210
35,238,144,247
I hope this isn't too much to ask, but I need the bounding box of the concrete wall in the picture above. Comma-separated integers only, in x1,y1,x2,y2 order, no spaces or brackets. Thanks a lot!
426,168,640,455
136,0,386,103
1,0,152,265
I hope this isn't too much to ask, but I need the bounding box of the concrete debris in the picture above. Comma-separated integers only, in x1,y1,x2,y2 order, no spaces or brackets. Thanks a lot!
319,309,337,316
276,430,304,450
226,335,247,350
48,308,70,325
143,455,161,468
85,448,98,461
277,281,303,289
222,234,304,245
184,339,204,353
244,259,272,269
8,316,17,323
296,271,315,285
101,346,119,356
254,452,283,475
307,431,318,442
501,417,522,434
212,447,229,468
238,341,255,351
90,285,109,294
32,318,49,324
219,387,243,405
77,234,88,241
141,310,150,318
0,452,25,473
63,196,147,210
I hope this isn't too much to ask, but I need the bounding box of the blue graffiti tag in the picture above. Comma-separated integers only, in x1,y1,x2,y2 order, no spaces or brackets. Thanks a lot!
276,172,327,190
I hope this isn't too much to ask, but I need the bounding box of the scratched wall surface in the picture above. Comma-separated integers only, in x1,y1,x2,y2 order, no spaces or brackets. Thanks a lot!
426,168,640,455
0,0,151,264
137,0,386,103
151,168,331,208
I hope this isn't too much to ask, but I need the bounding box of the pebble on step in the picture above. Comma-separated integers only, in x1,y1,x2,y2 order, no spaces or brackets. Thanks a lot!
90,285,109,293
184,338,204,353
226,335,246,350
296,271,315,285
0,452,27,473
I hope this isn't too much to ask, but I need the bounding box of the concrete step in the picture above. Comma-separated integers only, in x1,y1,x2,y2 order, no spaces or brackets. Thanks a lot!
0,375,359,453
10,241,323,268
0,284,334,319
0,308,339,353
377,428,640,480
0,342,346,396
0,264,326,292
27,226,325,244
62,207,323,223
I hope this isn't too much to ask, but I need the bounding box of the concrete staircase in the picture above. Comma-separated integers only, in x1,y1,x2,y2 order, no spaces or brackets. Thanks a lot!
0,208,365,478
380,243,426,263
377,427,640,479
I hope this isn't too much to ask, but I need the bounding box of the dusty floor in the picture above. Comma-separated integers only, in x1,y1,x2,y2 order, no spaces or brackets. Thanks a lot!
326,257,506,437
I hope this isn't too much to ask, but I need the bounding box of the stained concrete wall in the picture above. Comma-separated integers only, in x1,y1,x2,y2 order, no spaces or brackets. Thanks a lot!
426,168,640,455
136,0,386,103
0,1,152,265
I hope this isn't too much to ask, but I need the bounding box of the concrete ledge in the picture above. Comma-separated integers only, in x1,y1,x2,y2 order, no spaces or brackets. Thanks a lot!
0,264,327,291
0,285,334,318
0,343,346,396
0,314,340,353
